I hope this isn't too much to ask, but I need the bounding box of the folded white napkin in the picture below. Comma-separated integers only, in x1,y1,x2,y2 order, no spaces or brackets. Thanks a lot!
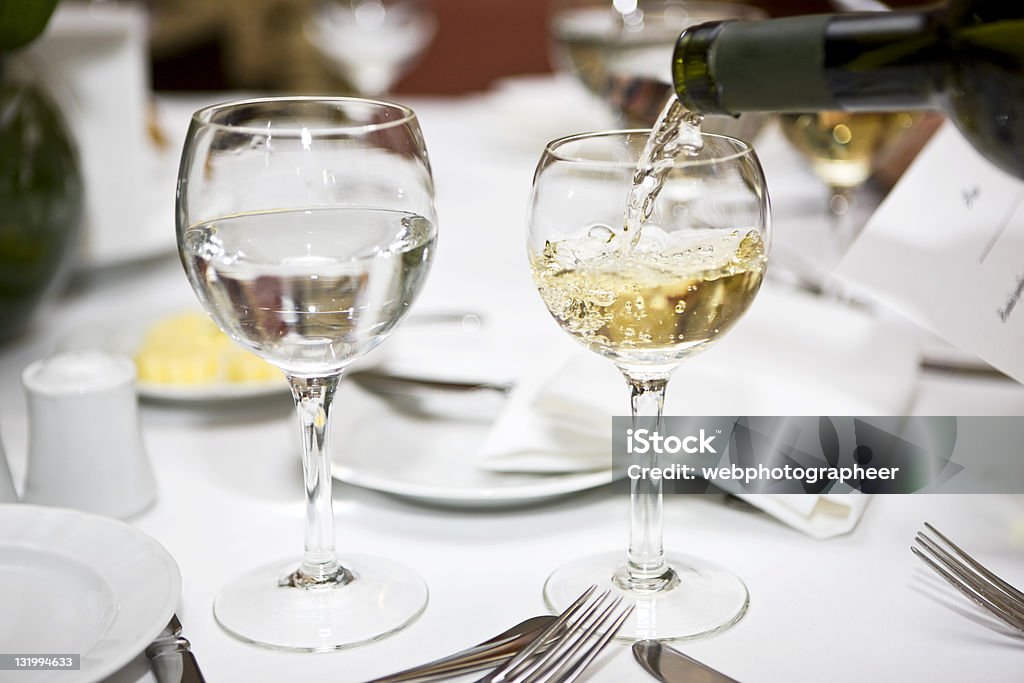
740,493,871,540
479,284,919,538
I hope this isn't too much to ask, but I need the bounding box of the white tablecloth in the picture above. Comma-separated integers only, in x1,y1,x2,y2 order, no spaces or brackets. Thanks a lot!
1,88,1023,682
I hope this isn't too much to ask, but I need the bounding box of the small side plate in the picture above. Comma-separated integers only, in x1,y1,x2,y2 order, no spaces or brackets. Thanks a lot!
0,504,181,683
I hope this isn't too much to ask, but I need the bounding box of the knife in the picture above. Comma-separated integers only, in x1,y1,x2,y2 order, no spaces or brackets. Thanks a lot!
349,368,512,396
632,640,740,683
145,614,207,683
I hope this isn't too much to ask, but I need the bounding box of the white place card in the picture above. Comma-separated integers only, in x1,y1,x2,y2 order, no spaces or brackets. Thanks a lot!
837,121,1024,383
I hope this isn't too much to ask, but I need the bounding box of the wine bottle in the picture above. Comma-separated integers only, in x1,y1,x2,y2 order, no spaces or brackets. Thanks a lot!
672,0,1024,180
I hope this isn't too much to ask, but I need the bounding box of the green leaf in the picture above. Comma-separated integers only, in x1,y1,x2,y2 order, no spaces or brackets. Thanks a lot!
0,0,60,52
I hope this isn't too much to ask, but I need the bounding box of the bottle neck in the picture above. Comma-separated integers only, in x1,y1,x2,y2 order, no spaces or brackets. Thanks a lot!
674,6,949,115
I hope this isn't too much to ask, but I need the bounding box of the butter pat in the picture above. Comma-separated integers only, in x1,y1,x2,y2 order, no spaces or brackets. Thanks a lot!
134,312,279,385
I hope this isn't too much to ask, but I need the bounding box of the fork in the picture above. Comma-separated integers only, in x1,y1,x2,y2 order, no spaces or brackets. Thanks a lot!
477,586,634,683
911,522,1024,633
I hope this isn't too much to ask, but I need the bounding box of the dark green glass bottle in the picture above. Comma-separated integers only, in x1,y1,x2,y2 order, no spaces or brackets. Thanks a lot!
0,61,83,342
673,0,1024,180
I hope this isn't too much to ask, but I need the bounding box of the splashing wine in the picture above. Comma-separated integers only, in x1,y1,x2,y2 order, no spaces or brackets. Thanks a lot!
620,98,704,252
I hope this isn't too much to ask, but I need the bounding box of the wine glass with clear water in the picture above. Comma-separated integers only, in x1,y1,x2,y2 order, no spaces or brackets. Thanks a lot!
528,129,770,640
306,0,437,97
177,97,436,651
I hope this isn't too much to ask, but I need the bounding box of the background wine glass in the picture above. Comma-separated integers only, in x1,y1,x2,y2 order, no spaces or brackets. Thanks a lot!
779,111,919,254
306,0,437,96
528,129,770,640
177,97,436,651
548,0,769,139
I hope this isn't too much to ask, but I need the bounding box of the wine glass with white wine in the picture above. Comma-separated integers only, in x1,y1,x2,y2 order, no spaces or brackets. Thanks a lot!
177,97,436,651
528,127,770,640
779,111,919,254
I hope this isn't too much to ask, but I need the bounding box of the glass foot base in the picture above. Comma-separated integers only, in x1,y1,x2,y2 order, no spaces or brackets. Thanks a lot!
543,551,748,641
214,554,428,651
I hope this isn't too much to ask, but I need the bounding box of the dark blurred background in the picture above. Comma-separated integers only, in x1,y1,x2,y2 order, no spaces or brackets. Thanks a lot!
149,0,927,95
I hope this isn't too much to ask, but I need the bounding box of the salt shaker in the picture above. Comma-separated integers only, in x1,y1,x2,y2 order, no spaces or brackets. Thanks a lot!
21,350,155,518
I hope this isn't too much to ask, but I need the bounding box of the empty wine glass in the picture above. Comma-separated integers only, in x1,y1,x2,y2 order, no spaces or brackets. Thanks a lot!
528,129,770,640
548,0,768,138
177,97,436,651
306,0,438,96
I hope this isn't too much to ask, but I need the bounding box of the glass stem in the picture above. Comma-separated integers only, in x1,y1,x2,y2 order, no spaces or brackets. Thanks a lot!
286,373,352,588
824,186,858,300
618,372,678,593
827,186,859,256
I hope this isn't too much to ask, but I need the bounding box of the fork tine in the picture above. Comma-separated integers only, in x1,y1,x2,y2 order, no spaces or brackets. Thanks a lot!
911,546,1024,632
480,588,633,683
912,525,1024,633
915,533,1024,621
924,522,1024,607
520,593,622,683
531,602,634,683
478,586,597,683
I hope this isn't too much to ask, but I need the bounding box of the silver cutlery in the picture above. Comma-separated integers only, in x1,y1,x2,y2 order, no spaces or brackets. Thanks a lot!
349,368,512,397
912,522,1024,633
348,310,513,398
633,640,740,683
364,615,557,683
145,614,206,683
477,586,633,683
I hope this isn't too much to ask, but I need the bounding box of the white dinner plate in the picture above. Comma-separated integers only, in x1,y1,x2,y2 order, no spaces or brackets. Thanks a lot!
134,377,287,402
0,504,181,683
330,381,614,508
